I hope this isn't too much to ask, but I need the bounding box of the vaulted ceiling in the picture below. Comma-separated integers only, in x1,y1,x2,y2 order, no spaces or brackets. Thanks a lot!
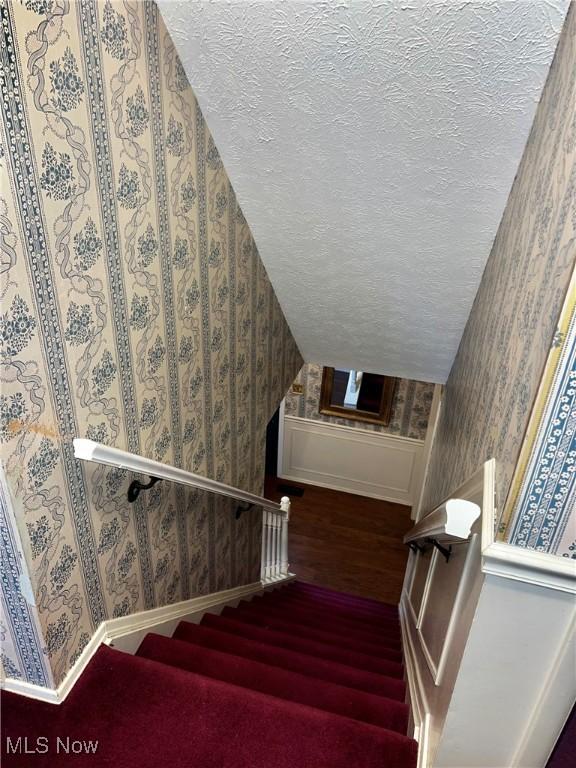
158,0,569,383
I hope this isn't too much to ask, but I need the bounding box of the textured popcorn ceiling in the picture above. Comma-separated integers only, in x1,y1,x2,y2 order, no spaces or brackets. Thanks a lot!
158,0,569,383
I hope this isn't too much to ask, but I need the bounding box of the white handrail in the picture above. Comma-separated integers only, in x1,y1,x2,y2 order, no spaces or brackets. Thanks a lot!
73,438,287,516
404,498,481,546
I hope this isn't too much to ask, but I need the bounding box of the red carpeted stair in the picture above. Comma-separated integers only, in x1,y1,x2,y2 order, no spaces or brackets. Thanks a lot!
226,600,403,656
1,581,417,768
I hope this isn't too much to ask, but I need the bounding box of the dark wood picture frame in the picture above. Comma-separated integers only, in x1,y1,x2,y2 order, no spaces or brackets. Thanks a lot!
319,367,397,426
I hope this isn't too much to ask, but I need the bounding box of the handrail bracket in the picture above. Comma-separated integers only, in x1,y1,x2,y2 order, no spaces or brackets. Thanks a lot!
127,476,162,503
427,537,452,563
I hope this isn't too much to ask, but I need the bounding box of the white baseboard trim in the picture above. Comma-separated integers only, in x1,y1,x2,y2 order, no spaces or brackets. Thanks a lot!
278,472,412,505
2,575,295,705
2,622,108,705
399,597,431,768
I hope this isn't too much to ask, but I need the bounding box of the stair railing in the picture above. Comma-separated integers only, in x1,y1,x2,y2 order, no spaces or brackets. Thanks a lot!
403,498,481,562
261,499,291,583
73,439,291,584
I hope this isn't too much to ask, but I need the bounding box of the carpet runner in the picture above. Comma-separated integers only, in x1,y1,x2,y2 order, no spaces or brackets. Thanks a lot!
1,581,417,767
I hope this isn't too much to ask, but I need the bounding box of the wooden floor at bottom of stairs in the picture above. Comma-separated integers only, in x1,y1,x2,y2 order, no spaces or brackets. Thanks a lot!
265,476,412,603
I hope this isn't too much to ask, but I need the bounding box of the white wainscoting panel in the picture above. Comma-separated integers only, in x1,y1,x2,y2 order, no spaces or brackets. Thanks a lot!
418,535,481,685
400,462,490,768
409,546,435,626
401,457,575,768
281,416,424,505
435,572,575,768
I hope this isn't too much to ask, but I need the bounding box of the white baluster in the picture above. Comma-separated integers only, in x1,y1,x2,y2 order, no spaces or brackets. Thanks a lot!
261,500,290,583
280,496,290,576
266,509,274,581
260,508,267,582
276,514,284,579
272,513,278,580
263,510,268,582
267,511,273,582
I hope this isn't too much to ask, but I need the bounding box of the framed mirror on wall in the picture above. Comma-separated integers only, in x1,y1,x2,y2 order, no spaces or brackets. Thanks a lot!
319,367,397,426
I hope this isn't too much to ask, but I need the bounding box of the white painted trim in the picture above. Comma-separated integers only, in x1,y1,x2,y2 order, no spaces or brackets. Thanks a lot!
399,599,431,768
402,549,419,611
413,384,443,521
454,461,488,513
510,612,576,768
283,414,426,445
433,534,480,687
480,457,498,549
416,549,438,630
1,622,107,705
482,541,576,594
434,573,574,767
400,456,576,768
1,576,294,705
405,585,420,628
412,463,492,692
418,623,439,684
279,472,415,505
415,534,484,689
103,581,262,640
281,415,424,505
399,461,494,768
416,549,442,682
404,498,481,545
482,459,576,594
0,677,61,704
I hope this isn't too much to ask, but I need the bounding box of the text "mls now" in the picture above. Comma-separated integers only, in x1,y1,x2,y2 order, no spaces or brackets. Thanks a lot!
6,736,99,755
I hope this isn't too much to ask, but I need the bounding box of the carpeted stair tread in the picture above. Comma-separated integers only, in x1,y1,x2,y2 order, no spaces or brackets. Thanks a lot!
264,597,401,632
250,597,401,648
1,645,417,768
240,597,402,648
136,632,409,732
277,589,400,623
249,595,402,646
255,592,401,634
200,612,404,677
289,581,398,612
223,604,403,661
173,621,407,700
285,586,399,619
290,579,395,603
280,582,398,616
261,586,399,619
277,582,399,614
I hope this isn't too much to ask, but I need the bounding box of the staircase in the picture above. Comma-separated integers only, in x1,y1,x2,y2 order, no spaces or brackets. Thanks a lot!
3,581,417,767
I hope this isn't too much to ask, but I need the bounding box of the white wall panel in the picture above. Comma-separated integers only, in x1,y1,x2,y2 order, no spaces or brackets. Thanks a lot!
400,459,576,768
281,416,424,505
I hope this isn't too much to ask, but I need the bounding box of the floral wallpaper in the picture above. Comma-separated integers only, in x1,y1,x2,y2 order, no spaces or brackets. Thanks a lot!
420,3,575,555
284,364,434,441
0,0,302,687
500,271,575,558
